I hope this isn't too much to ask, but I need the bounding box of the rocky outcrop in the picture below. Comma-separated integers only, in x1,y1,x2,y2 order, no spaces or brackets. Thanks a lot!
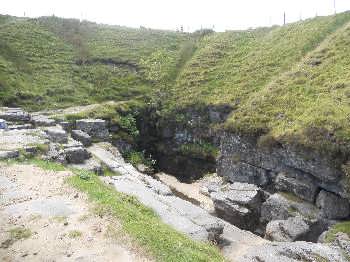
90,142,225,242
45,127,68,144
265,216,310,242
0,108,31,122
316,190,350,219
210,182,263,231
31,114,56,127
239,241,348,262
71,130,92,147
76,119,109,140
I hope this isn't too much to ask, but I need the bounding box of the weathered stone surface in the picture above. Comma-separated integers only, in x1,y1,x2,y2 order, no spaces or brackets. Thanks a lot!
45,127,68,144
59,121,72,131
218,133,343,189
333,232,350,257
91,142,226,242
239,241,348,262
0,129,48,151
76,119,109,139
31,115,56,127
275,171,319,202
64,146,90,164
0,119,7,129
0,108,31,122
261,193,291,223
316,190,350,219
71,130,92,147
217,158,271,186
69,157,103,176
0,150,19,159
210,182,262,230
7,124,33,130
265,216,310,242
261,193,320,225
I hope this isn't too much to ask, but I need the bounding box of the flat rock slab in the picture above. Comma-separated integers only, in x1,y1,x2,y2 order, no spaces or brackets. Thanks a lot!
91,143,225,241
5,197,75,217
0,129,48,151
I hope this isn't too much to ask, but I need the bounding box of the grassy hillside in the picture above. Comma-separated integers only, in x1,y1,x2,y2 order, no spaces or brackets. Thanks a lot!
0,15,191,110
160,12,350,157
1,12,350,157
164,12,350,110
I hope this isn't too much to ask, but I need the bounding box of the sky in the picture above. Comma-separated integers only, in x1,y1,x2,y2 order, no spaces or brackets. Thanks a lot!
2,0,350,31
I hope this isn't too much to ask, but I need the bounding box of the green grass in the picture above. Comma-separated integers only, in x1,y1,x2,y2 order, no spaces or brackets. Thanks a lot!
68,173,225,262
1,227,32,248
325,221,350,243
0,15,190,110
67,230,82,238
9,227,32,240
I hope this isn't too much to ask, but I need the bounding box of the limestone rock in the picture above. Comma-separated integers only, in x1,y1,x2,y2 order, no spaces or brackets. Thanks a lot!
240,241,348,262
76,119,109,140
316,190,350,219
210,182,262,230
275,171,318,202
261,193,291,223
0,119,7,129
59,121,72,131
64,147,90,164
31,115,56,127
45,127,68,144
71,130,92,147
333,232,350,257
7,124,33,130
0,108,31,122
265,216,310,242
0,150,19,159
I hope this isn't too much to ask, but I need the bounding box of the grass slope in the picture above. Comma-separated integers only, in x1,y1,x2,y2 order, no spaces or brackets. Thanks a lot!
165,13,350,110
0,15,190,110
228,17,350,156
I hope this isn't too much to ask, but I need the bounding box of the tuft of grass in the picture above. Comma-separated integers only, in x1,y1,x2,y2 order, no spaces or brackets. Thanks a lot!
179,142,219,160
68,172,225,262
325,221,350,243
1,227,32,248
67,230,82,239
9,227,32,240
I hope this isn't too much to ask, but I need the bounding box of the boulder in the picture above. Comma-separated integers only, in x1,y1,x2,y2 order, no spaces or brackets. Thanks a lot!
64,147,90,164
0,150,19,159
316,190,350,219
76,119,109,140
210,182,262,230
260,193,291,223
275,171,318,202
31,115,56,127
0,108,31,122
45,127,68,144
0,119,7,129
71,130,92,147
261,193,320,225
265,216,310,242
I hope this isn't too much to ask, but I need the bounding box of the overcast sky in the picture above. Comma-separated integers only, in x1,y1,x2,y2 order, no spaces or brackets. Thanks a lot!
2,0,350,31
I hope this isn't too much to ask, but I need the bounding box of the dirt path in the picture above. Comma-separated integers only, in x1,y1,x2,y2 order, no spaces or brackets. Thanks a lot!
0,163,149,262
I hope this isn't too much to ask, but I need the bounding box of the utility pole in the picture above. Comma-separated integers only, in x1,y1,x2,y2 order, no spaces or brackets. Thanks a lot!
284,12,286,25
334,0,336,14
